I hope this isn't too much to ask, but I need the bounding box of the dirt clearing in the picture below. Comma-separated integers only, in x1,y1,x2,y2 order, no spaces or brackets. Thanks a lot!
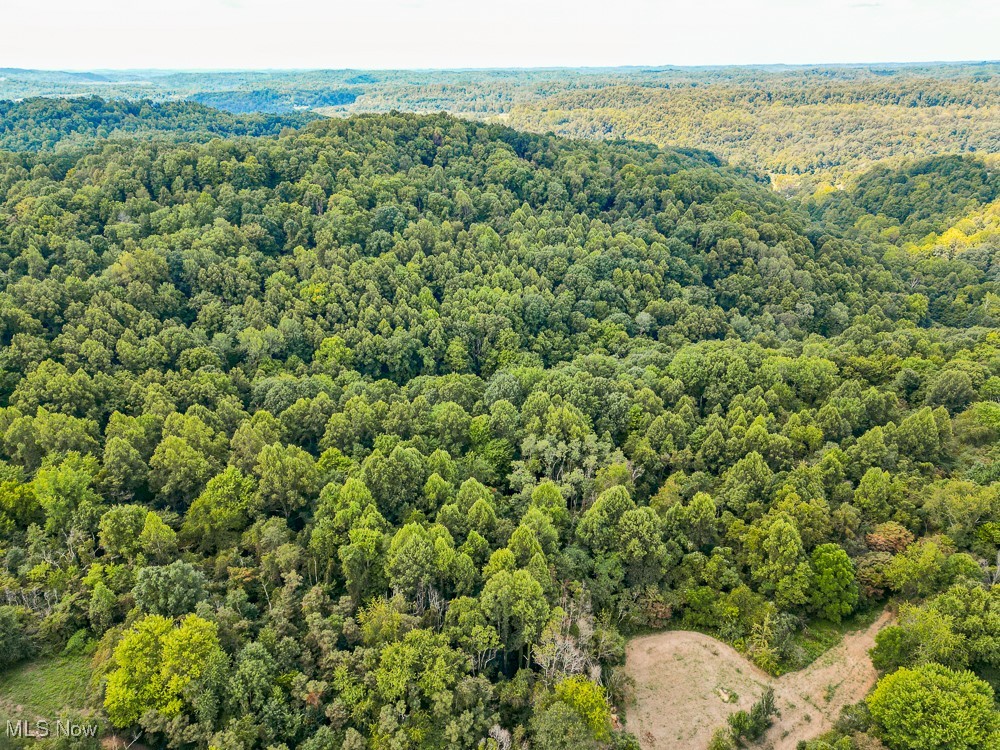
624,609,894,750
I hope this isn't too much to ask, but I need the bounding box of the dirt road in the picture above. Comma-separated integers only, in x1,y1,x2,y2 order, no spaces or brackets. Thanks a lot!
624,609,894,750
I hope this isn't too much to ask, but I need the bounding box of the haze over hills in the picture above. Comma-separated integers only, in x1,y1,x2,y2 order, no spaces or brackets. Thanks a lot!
0,64,998,750
3,62,999,191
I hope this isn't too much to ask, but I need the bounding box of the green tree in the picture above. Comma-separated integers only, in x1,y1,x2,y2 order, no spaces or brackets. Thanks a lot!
745,513,812,610
480,568,550,668
385,522,438,604
148,435,214,507
925,370,976,414
531,701,599,750
867,664,999,750
886,538,951,598
104,614,226,728
373,628,468,720
0,606,34,667
98,504,149,560
553,676,612,742
253,443,319,518
88,581,117,635
809,544,858,622
181,466,258,552
32,452,102,535
139,511,178,562
133,560,207,617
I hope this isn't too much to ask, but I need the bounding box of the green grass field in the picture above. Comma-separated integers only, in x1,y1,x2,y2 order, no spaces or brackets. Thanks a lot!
0,655,93,723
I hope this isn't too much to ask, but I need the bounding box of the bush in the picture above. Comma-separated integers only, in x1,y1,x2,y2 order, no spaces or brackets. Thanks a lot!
867,664,999,750
0,605,34,668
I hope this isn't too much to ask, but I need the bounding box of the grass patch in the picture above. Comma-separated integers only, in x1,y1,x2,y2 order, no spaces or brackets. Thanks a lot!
777,607,884,674
0,654,94,722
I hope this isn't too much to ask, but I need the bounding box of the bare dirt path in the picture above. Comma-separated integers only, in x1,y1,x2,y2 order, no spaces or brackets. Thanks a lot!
624,609,894,750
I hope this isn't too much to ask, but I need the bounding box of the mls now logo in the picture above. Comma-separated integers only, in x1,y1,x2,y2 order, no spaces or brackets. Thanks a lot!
6,719,99,738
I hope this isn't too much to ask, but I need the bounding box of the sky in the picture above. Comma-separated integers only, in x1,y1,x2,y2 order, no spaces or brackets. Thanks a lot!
4,0,999,70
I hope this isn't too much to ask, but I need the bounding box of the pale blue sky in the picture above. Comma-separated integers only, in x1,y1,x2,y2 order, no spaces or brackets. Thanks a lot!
5,0,999,70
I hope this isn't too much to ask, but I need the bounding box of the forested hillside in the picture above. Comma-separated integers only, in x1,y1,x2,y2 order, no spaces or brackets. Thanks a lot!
5,63,999,191
0,110,998,750
808,154,1000,250
506,71,1000,190
0,97,317,152
188,89,360,115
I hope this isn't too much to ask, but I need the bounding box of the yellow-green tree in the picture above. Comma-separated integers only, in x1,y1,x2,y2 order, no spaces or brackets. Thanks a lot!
104,614,226,727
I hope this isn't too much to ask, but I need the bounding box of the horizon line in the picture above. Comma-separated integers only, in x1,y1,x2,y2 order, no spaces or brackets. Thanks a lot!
3,59,999,75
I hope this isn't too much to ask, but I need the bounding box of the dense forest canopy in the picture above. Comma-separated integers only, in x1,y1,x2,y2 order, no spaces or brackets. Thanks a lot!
0,102,997,750
0,97,318,152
